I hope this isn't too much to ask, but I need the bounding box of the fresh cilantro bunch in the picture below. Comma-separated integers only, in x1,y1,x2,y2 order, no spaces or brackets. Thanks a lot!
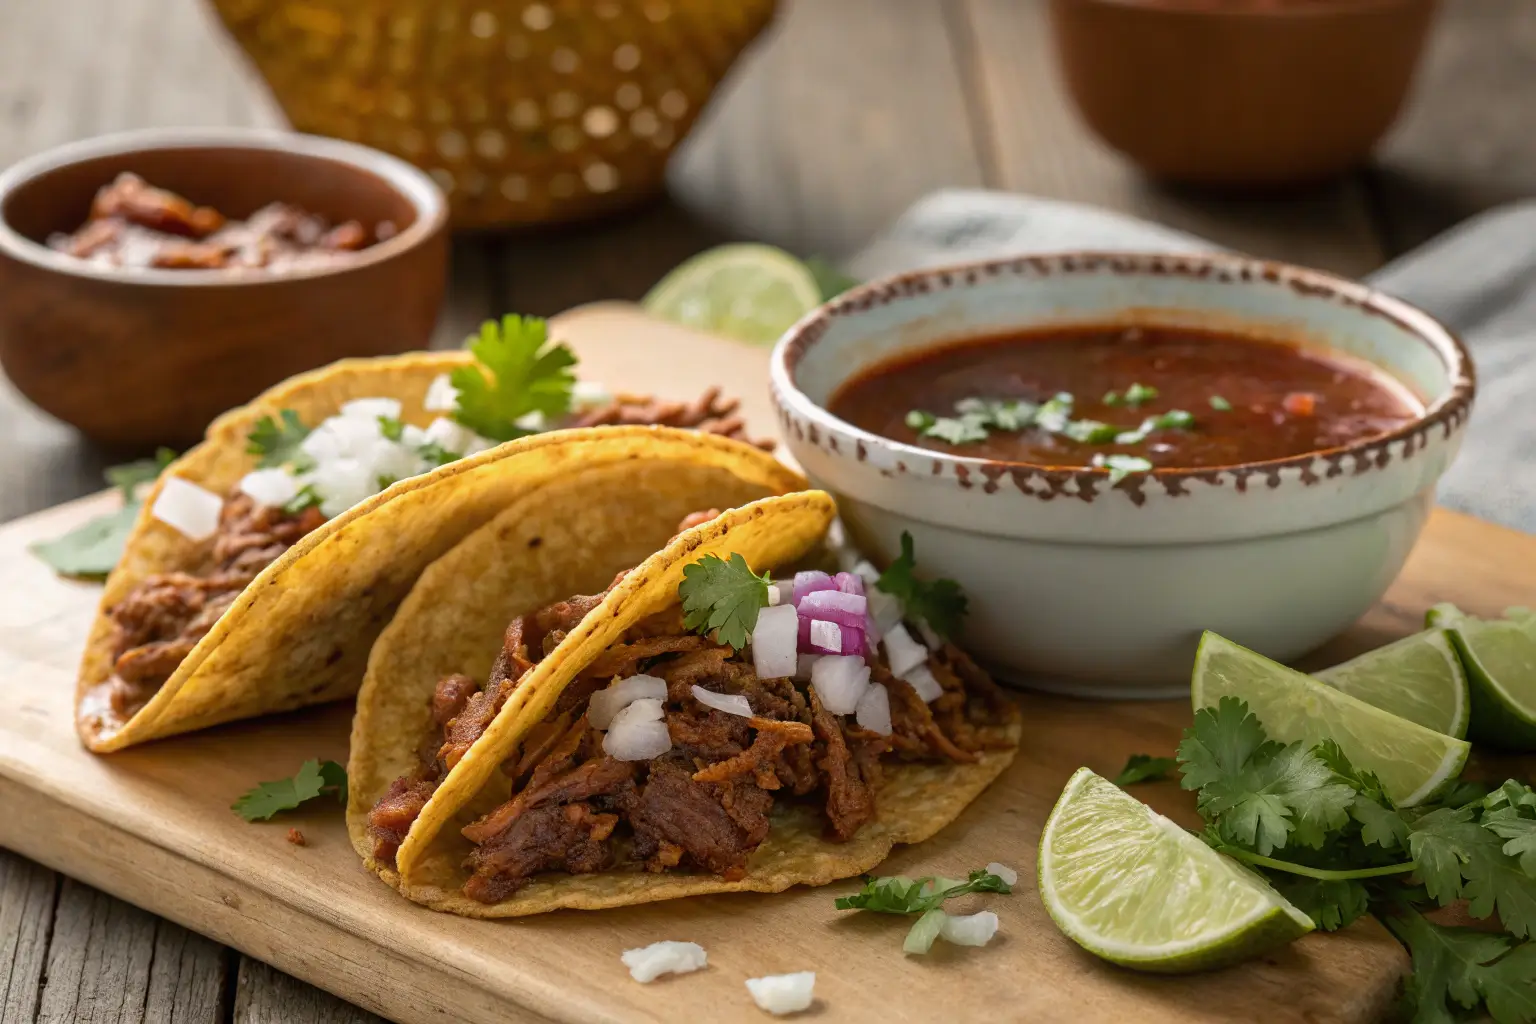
451,314,577,441
232,759,347,822
875,531,967,640
1173,698,1536,1022
678,553,771,650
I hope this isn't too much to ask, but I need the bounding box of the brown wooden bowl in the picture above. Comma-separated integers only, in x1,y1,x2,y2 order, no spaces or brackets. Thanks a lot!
1048,0,1439,189
0,128,449,447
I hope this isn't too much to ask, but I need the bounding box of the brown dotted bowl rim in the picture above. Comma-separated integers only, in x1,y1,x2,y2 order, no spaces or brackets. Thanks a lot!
1068,0,1432,18
770,250,1476,483
0,127,448,287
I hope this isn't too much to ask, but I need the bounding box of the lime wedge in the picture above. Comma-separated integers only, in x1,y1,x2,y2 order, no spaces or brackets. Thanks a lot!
1192,632,1469,807
642,244,822,346
1426,603,1468,629
1039,767,1313,973
1314,628,1469,738
1444,611,1536,750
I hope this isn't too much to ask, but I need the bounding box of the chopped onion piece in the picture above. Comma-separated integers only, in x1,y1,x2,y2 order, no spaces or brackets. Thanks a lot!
798,589,867,625
808,619,842,655
766,585,781,607
810,655,870,714
792,570,836,605
423,416,478,456
851,559,881,587
514,411,546,432
794,654,818,682
900,662,944,703
940,911,999,947
691,685,752,718
588,674,667,729
306,457,375,518
751,604,798,679
423,374,459,411
340,397,401,421
151,477,224,540
986,861,1018,886
769,580,794,608
854,682,892,735
602,698,671,761
883,623,928,677
572,379,612,409
238,467,299,508
744,972,815,1015
867,586,903,633
833,571,864,596
621,941,707,983
916,619,943,650
904,908,947,955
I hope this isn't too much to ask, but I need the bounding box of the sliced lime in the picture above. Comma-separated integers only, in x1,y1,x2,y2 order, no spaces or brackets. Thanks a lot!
1039,767,1313,973
1426,603,1468,629
1314,628,1469,738
642,243,822,346
1444,612,1536,750
1192,632,1469,807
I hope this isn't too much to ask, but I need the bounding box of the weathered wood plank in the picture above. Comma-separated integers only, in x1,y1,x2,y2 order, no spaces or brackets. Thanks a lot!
232,960,383,1024
955,0,1388,277
0,851,56,1024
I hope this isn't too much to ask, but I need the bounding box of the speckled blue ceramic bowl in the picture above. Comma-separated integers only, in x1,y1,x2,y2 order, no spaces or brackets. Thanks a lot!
770,251,1474,696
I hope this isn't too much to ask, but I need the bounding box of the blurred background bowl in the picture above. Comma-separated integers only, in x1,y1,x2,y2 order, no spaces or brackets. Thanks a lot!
1048,0,1439,189
0,127,448,448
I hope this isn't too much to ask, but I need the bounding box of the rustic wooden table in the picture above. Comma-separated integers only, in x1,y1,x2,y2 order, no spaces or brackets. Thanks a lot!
0,1,1531,1021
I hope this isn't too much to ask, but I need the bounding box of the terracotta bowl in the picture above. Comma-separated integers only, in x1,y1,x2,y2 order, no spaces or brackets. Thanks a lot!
1048,0,1439,188
0,128,449,447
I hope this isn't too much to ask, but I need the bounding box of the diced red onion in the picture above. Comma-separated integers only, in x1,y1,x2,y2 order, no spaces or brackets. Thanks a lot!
834,571,864,597
792,570,836,605
940,911,999,947
798,589,867,626
691,685,753,718
238,467,300,508
900,662,943,703
867,587,903,634
751,604,798,679
621,941,707,983
883,623,928,677
855,682,892,735
794,654,818,682
589,674,667,729
745,972,815,1016
986,861,1018,885
808,619,843,655
151,477,224,541
810,655,870,714
601,698,671,760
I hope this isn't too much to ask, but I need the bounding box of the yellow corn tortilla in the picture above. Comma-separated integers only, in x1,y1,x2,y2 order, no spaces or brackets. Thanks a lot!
77,351,803,753
348,491,1021,917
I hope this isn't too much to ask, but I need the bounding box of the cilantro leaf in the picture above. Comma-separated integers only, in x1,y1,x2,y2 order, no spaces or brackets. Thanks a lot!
246,409,312,470
1272,876,1371,931
283,484,321,516
231,759,347,822
678,553,770,650
378,415,404,441
1091,452,1153,485
1209,395,1233,411
1387,907,1513,1022
416,441,461,468
1486,817,1536,876
32,447,179,579
1112,753,1177,787
1479,943,1536,1023
104,447,177,502
834,868,1011,915
1178,698,1280,793
451,315,577,441
875,531,968,640
1123,382,1158,406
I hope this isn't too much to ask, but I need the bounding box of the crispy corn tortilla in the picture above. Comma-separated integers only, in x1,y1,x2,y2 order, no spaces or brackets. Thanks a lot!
77,352,803,752
348,491,1021,917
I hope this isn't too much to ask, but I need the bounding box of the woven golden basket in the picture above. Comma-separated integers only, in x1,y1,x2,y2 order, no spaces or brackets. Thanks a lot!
209,0,777,229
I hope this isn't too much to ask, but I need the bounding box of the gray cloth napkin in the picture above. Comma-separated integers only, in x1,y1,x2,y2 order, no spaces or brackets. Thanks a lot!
847,190,1536,533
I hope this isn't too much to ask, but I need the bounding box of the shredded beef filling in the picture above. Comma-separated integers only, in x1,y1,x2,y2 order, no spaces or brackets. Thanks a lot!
566,387,774,450
101,491,325,722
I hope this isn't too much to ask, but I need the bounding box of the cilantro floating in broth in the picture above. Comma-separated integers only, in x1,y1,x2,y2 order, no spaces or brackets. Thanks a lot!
1209,395,1233,411
1091,453,1153,485
1123,382,1159,406
1063,420,1119,445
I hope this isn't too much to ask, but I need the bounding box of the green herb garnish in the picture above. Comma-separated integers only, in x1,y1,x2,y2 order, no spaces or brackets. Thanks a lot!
1209,395,1233,411
378,416,405,441
104,447,177,501
1091,453,1153,485
30,449,179,579
1123,382,1159,406
451,314,577,442
232,759,347,821
876,531,967,640
923,415,991,445
1063,419,1119,445
282,484,322,516
1151,409,1195,431
1113,753,1178,787
417,441,460,468
835,869,1012,954
1034,392,1075,432
246,409,313,470
906,410,936,432
678,552,771,650
1103,390,1123,406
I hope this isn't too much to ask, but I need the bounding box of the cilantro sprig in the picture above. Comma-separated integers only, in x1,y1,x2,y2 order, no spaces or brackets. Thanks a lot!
232,759,347,822
246,409,313,470
678,553,771,651
451,314,577,441
1112,753,1177,787
875,531,967,640
31,448,178,579
835,868,1013,954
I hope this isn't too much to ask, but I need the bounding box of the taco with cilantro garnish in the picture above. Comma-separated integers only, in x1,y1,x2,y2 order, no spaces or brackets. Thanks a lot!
76,314,787,752
349,492,1020,916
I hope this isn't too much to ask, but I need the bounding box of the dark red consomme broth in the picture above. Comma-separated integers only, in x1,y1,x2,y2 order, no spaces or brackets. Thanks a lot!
826,324,1422,469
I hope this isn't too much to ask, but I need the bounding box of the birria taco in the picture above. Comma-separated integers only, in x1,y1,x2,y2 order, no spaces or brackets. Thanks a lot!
77,314,785,752
350,492,1021,915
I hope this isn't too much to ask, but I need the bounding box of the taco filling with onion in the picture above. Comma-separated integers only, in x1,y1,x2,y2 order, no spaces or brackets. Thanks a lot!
352,493,1020,916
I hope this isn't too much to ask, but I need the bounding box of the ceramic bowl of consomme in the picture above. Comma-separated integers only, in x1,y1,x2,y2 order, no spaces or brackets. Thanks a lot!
770,252,1474,696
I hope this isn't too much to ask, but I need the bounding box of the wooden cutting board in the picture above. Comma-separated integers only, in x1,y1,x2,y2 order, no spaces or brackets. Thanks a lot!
2,303,1531,1024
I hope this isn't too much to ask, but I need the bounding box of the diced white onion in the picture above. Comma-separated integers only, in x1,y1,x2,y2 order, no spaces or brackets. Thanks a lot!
766,586,781,607
514,411,546,432
589,674,668,729
852,560,881,587
916,619,943,650
151,477,224,540
423,374,459,411
810,655,870,715
602,698,671,761
866,586,903,634
939,911,999,947
770,580,794,607
399,423,428,448
340,397,402,421
305,457,376,518
809,619,842,654
900,662,944,703
854,682,892,735
238,467,299,508
751,604,798,679
835,544,861,573
986,861,1018,886
744,972,815,1015
826,518,847,551
794,654,818,682
691,685,753,719
423,416,478,455
620,941,707,983
883,623,928,677
572,379,611,410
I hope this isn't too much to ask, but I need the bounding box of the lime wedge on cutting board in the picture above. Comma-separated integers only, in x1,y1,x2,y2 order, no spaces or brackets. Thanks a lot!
1192,632,1469,807
1439,607,1536,750
642,244,822,346
1039,767,1313,973
1314,628,1469,738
